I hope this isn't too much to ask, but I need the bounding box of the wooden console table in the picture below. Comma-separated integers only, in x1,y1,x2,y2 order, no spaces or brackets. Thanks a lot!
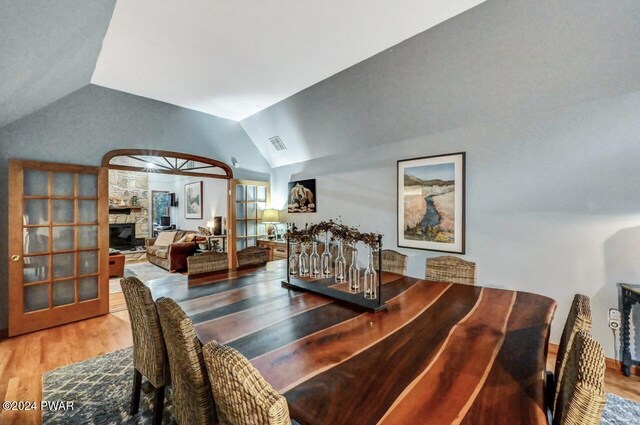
620,282,640,376
257,239,288,261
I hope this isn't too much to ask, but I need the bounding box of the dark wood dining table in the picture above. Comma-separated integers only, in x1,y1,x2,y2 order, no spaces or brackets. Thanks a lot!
160,266,556,425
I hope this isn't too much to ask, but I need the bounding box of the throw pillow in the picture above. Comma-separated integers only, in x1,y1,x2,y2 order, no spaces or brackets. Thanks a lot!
155,231,177,247
177,233,195,243
198,226,212,236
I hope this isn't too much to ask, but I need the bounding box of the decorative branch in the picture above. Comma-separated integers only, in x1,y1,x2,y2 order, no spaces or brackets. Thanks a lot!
285,219,382,249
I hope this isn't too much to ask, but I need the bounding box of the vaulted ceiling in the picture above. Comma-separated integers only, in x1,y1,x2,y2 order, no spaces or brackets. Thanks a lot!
91,0,486,122
0,0,115,128
3,0,639,172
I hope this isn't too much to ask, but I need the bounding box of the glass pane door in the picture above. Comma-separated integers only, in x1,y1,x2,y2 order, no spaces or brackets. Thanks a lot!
8,161,108,336
232,180,270,266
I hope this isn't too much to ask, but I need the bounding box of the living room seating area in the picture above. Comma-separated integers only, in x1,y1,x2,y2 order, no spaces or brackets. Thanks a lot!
145,230,200,272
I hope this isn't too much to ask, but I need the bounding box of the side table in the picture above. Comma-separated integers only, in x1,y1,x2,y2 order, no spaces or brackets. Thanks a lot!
620,282,640,376
109,254,126,278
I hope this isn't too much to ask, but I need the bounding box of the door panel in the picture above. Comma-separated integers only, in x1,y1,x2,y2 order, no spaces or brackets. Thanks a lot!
230,179,270,268
8,160,109,336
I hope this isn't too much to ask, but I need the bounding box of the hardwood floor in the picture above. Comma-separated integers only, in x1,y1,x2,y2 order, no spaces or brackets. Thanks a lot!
0,311,132,425
546,343,640,403
1,266,639,424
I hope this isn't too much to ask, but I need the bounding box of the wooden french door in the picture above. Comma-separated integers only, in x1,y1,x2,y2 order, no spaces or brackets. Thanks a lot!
230,180,270,268
7,160,109,336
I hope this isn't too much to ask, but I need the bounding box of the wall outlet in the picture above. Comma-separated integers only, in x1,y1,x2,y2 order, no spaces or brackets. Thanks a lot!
609,308,621,330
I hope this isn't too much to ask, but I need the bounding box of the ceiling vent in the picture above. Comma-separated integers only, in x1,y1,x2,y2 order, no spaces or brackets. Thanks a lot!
269,136,287,151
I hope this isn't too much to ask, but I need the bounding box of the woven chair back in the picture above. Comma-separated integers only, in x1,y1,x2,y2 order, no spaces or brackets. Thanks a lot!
553,294,592,414
120,277,166,388
553,330,605,425
425,256,477,285
203,341,291,425
373,249,408,275
237,246,270,268
156,297,215,425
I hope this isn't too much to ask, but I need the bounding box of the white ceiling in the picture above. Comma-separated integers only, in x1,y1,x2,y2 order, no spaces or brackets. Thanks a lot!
91,0,485,122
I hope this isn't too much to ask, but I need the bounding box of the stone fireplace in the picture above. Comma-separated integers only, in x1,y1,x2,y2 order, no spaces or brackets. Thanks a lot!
108,169,149,239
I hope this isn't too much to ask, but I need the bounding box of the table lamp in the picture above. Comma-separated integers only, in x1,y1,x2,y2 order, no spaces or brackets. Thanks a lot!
262,209,280,240
206,220,215,235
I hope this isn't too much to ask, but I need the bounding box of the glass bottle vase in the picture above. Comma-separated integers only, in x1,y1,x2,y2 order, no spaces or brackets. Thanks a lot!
321,232,332,278
288,242,298,276
348,244,361,293
334,240,346,283
298,242,310,277
363,247,378,299
309,241,321,278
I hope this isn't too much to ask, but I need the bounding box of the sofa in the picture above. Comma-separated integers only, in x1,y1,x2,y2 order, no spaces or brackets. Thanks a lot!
146,230,199,272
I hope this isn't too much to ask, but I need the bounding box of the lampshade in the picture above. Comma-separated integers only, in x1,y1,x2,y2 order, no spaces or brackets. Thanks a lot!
262,209,279,223
206,220,215,228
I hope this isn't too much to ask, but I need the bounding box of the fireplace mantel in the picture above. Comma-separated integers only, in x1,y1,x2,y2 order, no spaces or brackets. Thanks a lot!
108,206,143,215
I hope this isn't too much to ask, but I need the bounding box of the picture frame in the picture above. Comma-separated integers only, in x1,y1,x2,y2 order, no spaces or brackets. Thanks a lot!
288,179,317,213
184,181,203,219
397,152,465,253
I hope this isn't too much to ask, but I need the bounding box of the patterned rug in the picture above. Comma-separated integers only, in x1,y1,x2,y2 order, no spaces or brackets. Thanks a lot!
109,262,175,294
42,347,640,424
601,393,640,424
42,347,172,424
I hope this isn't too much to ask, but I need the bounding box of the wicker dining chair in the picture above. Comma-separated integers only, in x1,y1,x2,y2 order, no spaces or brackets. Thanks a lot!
120,277,167,425
373,249,408,275
203,341,291,425
188,251,228,276
553,294,592,413
425,256,477,285
553,330,606,425
156,297,216,425
237,246,270,268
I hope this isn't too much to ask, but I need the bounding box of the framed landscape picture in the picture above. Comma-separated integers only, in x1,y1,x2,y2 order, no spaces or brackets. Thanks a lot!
185,181,203,219
397,152,465,253
288,179,316,213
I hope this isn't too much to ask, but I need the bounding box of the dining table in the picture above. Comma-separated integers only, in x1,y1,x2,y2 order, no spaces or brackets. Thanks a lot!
164,267,556,425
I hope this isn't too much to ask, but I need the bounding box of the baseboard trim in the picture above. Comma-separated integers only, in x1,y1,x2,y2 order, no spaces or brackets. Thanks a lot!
548,342,639,376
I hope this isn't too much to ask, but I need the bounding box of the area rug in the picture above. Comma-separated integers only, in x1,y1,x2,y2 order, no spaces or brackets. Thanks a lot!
42,347,172,424
109,262,175,294
42,348,640,424
601,393,640,425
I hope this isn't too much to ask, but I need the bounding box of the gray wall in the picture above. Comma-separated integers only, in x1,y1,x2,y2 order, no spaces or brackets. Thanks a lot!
0,0,116,127
272,90,640,359
241,0,640,167
244,0,640,359
0,84,271,330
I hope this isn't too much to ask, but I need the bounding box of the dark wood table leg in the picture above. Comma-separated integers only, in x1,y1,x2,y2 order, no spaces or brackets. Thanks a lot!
621,295,634,377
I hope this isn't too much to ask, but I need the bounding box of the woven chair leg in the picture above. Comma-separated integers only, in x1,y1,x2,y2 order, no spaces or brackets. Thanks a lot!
131,368,142,415
153,384,165,425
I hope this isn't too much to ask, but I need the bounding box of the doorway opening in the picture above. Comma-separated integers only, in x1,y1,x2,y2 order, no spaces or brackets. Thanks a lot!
102,150,234,312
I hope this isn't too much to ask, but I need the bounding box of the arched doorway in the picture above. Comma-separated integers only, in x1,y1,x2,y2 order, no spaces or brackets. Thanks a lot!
102,149,235,270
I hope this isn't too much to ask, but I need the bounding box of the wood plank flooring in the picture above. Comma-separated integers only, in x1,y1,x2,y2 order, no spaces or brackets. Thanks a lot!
1,263,639,424
0,310,132,425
